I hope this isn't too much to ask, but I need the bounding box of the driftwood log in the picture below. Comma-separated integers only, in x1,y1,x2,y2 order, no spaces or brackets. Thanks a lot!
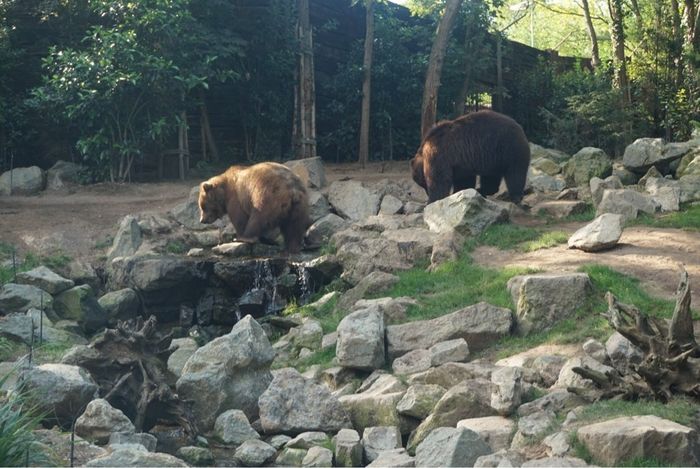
570,268,700,402
74,315,194,434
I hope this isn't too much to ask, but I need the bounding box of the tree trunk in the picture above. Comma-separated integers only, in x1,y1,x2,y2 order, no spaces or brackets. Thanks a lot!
580,0,601,68
199,94,219,162
293,0,317,159
608,0,631,105
421,0,463,138
358,0,374,168
570,268,700,402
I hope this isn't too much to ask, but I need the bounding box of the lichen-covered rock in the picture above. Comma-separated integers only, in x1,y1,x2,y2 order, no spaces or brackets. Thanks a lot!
75,399,135,445
176,315,274,432
568,213,623,252
0,166,45,195
457,416,515,451
396,384,446,420
386,302,512,358
234,439,277,467
564,147,612,187
414,427,491,466
362,426,402,463
213,409,260,445
423,189,508,236
0,283,53,315
328,180,381,221
577,415,700,466
16,266,74,295
334,428,363,467
336,307,385,370
258,368,350,434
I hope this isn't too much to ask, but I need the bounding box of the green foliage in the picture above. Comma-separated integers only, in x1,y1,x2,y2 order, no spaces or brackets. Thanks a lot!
295,346,337,372
0,371,47,466
165,241,187,255
0,247,71,285
31,0,244,181
284,294,341,335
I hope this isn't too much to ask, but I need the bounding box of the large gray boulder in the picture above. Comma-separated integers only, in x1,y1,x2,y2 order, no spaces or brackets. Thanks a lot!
386,302,512,359
414,427,491,466
554,356,614,389
47,160,83,190
590,176,623,207
338,374,407,434
85,445,188,467
563,147,612,187
423,189,509,236
306,213,350,246
16,266,74,295
489,366,523,416
605,331,644,371
0,166,45,195
234,439,277,466
362,426,403,463
336,307,385,370
407,380,495,452
508,273,593,335
0,283,53,315
577,415,700,466
54,284,107,334
328,180,381,221
568,213,623,252
176,315,274,432
335,236,415,285
334,428,363,467
213,409,260,445
258,367,351,434
167,337,198,377
457,416,515,451
107,215,142,261
18,363,98,428
596,188,659,222
284,156,326,189
622,138,691,174
98,288,139,325
645,176,681,212
396,384,446,420
75,399,135,445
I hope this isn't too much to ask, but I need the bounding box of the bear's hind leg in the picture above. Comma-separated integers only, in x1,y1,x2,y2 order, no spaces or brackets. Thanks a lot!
478,175,502,197
452,173,476,193
504,168,527,204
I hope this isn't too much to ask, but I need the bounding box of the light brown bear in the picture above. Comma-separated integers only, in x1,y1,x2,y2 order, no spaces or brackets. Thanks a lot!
198,162,311,254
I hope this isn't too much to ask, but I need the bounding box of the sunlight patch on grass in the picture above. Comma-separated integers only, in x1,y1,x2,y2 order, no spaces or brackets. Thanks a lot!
630,202,700,230
475,223,568,252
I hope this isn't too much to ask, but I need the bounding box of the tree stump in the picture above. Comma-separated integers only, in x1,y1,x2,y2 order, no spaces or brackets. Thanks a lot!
570,268,700,402
72,315,194,434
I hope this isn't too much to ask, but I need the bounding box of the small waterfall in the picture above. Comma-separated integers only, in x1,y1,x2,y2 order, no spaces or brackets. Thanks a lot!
294,262,312,305
253,258,280,315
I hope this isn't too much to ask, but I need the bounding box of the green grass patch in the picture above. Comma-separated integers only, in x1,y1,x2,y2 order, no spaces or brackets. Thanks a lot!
33,341,76,364
165,240,187,255
560,203,596,223
572,397,696,427
580,264,680,319
473,223,568,253
630,202,700,230
284,294,342,334
0,249,72,286
618,457,679,467
483,263,680,360
385,257,535,322
295,346,336,372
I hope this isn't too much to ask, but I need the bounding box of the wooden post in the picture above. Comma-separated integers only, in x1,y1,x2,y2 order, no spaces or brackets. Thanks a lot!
293,0,317,159
358,0,374,168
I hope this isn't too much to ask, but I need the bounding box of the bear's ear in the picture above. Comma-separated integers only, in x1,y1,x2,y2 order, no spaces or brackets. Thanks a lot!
201,182,214,193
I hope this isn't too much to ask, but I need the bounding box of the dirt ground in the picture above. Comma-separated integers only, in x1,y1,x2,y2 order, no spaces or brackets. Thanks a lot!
0,160,698,300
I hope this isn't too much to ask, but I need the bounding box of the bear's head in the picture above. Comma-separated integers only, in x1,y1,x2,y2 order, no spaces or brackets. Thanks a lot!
409,153,426,190
198,180,226,224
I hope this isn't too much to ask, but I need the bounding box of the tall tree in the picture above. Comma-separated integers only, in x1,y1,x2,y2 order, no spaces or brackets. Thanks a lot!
358,0,375,168
580,0,600,68
293,0,317,159
607,0,630,105
420,0,463,138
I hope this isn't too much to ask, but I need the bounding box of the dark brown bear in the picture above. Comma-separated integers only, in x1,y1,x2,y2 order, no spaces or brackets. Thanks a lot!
410,110,531,203
198,162,311,254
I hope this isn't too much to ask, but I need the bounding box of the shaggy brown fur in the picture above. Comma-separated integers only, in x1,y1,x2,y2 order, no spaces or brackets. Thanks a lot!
198,162,311,254
410,110,531,203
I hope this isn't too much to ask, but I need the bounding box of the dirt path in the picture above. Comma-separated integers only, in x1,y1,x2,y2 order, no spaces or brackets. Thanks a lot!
1,161,698,301
472,225,700,300
0,182,193,260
